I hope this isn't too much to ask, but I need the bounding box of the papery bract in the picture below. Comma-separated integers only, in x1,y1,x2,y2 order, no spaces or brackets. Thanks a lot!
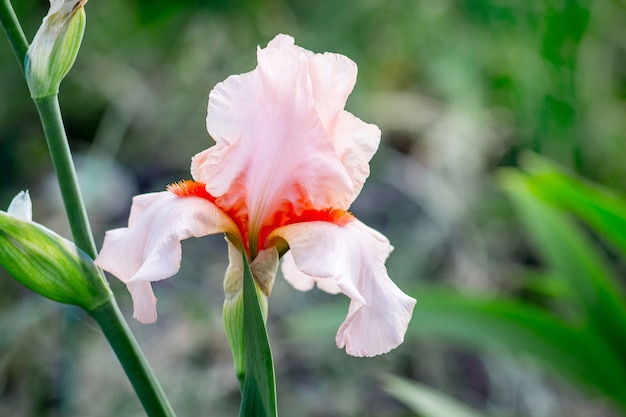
96,34,415,357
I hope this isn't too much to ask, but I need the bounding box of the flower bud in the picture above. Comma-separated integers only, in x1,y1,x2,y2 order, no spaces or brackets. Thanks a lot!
0,191,111,311
25,0,87,99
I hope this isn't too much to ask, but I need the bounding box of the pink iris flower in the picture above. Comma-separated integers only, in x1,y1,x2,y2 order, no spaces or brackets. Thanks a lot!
95,34,415,357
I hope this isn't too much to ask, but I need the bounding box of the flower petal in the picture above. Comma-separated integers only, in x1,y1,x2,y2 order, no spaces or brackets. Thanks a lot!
281,251,341,295
307,52,381,203
95,191,238,323
271,220,416,357
330,111,381,204
7,190,32,221
307,51,357,130
191,34,356,236
127,281,158,324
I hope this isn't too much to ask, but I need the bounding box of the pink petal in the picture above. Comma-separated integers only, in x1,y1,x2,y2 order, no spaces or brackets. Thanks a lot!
271,220,416,357
95,191,238,323
127,281,158,324
307,52,381,203
281,251,341,294
330,112,381,204
192,34,374,240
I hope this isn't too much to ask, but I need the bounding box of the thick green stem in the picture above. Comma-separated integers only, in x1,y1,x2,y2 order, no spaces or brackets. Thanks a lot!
34,95,97,259
0,0,28,70
89,300,176,417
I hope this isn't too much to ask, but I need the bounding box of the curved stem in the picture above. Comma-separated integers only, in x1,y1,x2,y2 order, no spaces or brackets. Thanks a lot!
34,95,97,258
0,0,28,70
35,94,179,415
2,3,178,416
89,299,177,417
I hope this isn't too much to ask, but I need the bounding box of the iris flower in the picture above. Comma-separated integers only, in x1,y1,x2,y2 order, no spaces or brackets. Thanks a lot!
95,34,415,357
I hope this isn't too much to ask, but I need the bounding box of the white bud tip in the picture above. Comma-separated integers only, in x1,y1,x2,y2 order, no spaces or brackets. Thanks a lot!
7,191,33,221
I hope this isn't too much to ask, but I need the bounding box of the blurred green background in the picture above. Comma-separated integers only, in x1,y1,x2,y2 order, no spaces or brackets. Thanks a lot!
2,0,626,416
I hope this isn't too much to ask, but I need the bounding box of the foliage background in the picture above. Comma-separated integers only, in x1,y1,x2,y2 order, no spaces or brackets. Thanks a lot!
1,0,626,416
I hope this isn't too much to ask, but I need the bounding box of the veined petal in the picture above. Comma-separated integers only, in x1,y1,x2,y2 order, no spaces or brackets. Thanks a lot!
127,281,158,324
95,191,239,323
191,34,362,244
330,111,381,203
271,220,416,357
281,251,341,294
307,51,357,130
307,52,381,203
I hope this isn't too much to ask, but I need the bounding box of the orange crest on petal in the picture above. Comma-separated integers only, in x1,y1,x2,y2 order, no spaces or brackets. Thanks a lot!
168,180,354,257
168,180,250,252
167,180,213,199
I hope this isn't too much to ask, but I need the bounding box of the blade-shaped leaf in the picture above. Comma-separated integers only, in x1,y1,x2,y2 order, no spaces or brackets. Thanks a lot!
500,167,626,374
520,153,626,257
287,287,626,411
406,289,626,409
239,250,277,417
383,375,506,417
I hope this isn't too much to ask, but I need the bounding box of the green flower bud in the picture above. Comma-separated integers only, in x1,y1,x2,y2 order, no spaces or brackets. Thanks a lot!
0,191,110,311
25,0,87,99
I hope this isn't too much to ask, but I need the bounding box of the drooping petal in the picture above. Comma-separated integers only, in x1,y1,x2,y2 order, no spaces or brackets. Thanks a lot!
126,281,158,324
281,251,341,295
271,220,416,357
95,191,239,323
191,34,358,241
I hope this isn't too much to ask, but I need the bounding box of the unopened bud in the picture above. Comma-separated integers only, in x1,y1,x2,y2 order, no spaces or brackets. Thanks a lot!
25,0,87,99
0,191,110,311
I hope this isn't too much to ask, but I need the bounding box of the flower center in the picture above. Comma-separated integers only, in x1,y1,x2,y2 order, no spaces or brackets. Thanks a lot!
168,180,353,258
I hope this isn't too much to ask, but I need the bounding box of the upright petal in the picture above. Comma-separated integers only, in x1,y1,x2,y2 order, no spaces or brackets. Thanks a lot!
329,112,381,204
271,220,416,357
7,190,33,221
191,34,355,240
306,52,381,203
95,191,239,323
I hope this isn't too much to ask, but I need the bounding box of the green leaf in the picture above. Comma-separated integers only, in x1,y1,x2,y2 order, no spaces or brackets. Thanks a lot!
519,153,626,263
239,249,277,417
407,289,626,408
500,165,626,378
383,375,504,417
287,287,626,411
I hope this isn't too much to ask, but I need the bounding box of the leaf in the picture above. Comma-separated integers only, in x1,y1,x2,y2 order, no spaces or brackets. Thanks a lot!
288,287,626,412
239,250,277,417
406,289,626,408
519,153,626,258
383,375,505,417
500,165,626,378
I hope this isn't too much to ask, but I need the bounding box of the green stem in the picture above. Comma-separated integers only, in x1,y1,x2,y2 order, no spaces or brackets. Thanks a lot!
34,95,97,258
2,4,178,416
0,0,28,70
89,300,176,417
